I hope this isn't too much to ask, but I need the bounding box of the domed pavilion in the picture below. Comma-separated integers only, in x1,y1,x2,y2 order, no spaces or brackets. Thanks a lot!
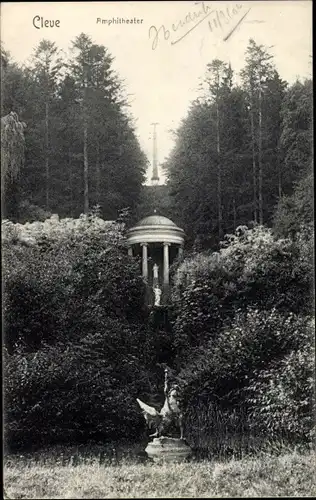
126,214,185,303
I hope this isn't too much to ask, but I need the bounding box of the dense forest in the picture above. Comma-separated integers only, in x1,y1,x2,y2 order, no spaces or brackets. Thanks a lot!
1,37,312,249
1,34,148,222
164,39,313,249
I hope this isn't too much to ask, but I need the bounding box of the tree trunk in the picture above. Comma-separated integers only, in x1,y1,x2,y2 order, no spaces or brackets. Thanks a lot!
68,148,73,217
258,85,263,224
233,196,237,231
83,78,89,214
216,100,223,241
45,101,49,211
96,140,100,202
277,152,282,199
250,94,257,223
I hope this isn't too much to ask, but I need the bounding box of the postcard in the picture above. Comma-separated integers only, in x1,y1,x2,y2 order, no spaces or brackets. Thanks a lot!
2,2,313,498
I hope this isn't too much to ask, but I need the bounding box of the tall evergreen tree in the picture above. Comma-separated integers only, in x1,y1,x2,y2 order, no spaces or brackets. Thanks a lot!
260,70,287,221
241,39,275,225
165,40,311,250
1,35,147,221
68,33,147,218
165,61,251,249
279,79,313,188
29,40,64,210
204,59,228,240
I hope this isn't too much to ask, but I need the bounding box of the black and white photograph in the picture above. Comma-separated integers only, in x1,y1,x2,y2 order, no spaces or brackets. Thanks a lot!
2,0,314,497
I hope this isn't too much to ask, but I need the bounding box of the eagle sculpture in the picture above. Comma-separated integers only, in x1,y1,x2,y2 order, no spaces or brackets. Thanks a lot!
137,368,184,439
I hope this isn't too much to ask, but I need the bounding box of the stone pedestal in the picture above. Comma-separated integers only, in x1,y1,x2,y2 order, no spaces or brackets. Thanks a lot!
145,437,191,463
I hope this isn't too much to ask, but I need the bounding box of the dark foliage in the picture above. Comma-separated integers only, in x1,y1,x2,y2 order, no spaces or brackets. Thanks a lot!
164,41,312,251
171,225,313,362
1,35,147,221
2,217,165,451
178,309,314,449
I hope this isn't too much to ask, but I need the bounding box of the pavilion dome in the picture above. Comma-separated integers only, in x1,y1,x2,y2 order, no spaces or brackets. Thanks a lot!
137,215,178,227
126,213,184,246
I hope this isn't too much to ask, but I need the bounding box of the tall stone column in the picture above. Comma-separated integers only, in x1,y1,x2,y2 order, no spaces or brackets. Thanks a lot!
163,243,170,285
141,243,148,279
128,246,133,257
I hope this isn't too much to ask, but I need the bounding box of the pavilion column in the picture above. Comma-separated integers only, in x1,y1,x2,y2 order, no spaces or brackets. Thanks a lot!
128,246,133,257
141,243,148,279
163,243,170,285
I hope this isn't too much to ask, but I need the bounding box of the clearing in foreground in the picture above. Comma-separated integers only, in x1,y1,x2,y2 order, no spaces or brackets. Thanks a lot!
4,450,316,498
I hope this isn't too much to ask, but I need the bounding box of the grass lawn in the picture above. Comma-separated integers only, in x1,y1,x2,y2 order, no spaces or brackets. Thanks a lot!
4,447,316,498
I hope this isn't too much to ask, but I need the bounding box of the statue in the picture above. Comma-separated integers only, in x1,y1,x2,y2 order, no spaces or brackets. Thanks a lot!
137,368,191,462
153,284,162,307
153,263,159,280
137,368,184,440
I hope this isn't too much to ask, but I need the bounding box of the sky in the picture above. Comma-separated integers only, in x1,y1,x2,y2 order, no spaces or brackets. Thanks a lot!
1,1,312,184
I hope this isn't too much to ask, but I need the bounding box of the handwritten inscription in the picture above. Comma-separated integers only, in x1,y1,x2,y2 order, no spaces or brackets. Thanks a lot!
149,2,250,50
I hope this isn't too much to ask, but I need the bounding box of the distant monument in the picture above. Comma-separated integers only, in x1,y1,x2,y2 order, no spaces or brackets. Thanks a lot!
151,122,159,185
137,368,191,462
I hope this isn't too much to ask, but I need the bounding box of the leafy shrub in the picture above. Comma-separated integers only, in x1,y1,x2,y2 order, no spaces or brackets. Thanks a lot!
2,215,147,353
246,325,315,443
3,242,71,351
176,309,313,448
171,225,313,355
179,308,311,399
4,318,152,451
17,200,52,223
273,170,314,239
1,213,125,248
3,214,162,450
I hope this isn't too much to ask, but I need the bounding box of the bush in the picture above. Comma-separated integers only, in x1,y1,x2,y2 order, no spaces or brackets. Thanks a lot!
171,225,313,356
2,215,148,353
4,318,167,451
17,200,52,223
176,309,314,448
246,328,315,443
273,170,314,239
3,215,161,450
4,319,152,451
